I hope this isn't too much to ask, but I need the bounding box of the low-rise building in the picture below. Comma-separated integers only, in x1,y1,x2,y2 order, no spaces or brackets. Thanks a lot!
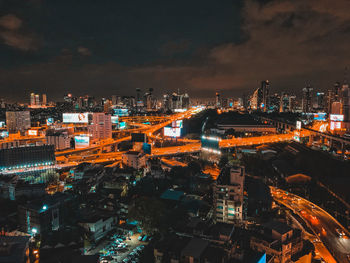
122,151,146,169
79,214,117,241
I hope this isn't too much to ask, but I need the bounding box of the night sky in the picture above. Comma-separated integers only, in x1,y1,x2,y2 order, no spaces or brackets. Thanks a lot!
0,0,349,102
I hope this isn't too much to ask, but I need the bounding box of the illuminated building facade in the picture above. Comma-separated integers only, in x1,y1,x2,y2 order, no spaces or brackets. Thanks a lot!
88,113,112,141
6,111,31,133
214,166,245,223
302,85,313,113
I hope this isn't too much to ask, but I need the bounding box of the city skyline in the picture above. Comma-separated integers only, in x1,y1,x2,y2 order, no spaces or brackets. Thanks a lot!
0,0,349,101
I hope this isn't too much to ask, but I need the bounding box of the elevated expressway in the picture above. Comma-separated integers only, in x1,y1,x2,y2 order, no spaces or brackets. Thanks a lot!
271,187,350,263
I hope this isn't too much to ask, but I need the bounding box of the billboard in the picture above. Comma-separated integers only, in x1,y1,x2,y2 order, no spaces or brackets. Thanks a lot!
293,131,300,142
172,120,183,128
330,114,344,122
111,116,119,124
0,121,5,128
131,133,146,142
28,129,38,136
0,131,9,138
63,113,89,123
142,143,152,154
74,135,90,149
330,121,341,131
46,118,54,126
313,112,327,121
164,127,181,137
296,121,301,130
118,122,126,129
113,109,129,117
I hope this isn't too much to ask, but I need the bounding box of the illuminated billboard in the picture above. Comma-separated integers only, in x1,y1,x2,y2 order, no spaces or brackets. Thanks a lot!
330,114,344,122
0,131,9,138
28,129,38,136
164,127,181,137
330,121,341,131
63,113,89,123
113,109,129,117
142,143,152,154
111,116,119,124
313,112,326,121
293,131,300,142
118,122,126,129
74,135,90,149
0,121,5,128
172,120,183,128
296,121,301,130
46,118,54,126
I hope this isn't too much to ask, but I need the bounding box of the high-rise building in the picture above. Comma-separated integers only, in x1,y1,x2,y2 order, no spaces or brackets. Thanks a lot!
341,82,350,129
42,94,47,106
214,166,245,223
182,93,190,109
279,93,289,113
289,95,296,112
261,80,269,112
316,92,325,111
6,111,31,133
30,93,35,106
111,95,117,106
215,92,221,108
302,85,313,113
88,113,112,141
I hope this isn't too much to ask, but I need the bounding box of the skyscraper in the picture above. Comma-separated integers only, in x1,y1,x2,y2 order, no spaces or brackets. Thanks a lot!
340,82,350,129
88,113,112,141
316,92,325,111
42,94,47,106
302,85,313,113
261,80,269,112
215,92,221,108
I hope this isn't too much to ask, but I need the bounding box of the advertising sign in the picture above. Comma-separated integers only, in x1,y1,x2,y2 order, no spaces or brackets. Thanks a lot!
201,135,220,150
0,121,5,128
111,116,119,124
118,122,126,129
113,109,129,117
142,143,152,154
313,112,327,121
330,114,344,122
63,113,89,123
28,129,38,136
74,135,90,149
164,127,181,137
330,121,341,131
0,131,9,138
296,121,301,130
46,118,54,126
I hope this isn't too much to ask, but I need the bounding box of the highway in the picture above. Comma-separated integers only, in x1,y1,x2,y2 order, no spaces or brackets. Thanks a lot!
271,187,350,263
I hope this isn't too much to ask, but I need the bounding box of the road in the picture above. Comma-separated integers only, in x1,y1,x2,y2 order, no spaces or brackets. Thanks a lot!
271,187,350,263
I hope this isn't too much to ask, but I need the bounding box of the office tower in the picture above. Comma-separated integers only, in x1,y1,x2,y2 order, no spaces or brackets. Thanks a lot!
341,82,350,129
182,93,190,109
289,96,296,112
111,95,117,105
269,93,280,112
302,85,313,113
214,166,245,223
316,92,325,111
327,89,335,114
34,94,40,106
103,99,112,113
279,93,290,113
215,92,221,108
334,82,341,101
42,94,47,106
251,88,260,110
30,93,35,106
261,80,269,112
6,111,31,133
136,88,141,102
88,113,112,141
46,130,71,150
163,94,170,111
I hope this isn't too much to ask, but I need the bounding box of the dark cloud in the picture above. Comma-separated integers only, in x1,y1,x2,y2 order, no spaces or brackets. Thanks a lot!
0,0,348,101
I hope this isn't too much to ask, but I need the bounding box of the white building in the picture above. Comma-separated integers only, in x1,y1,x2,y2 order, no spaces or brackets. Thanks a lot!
79,215,117,241
122,151,146,169
46,131,71,150
214,166,245,223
